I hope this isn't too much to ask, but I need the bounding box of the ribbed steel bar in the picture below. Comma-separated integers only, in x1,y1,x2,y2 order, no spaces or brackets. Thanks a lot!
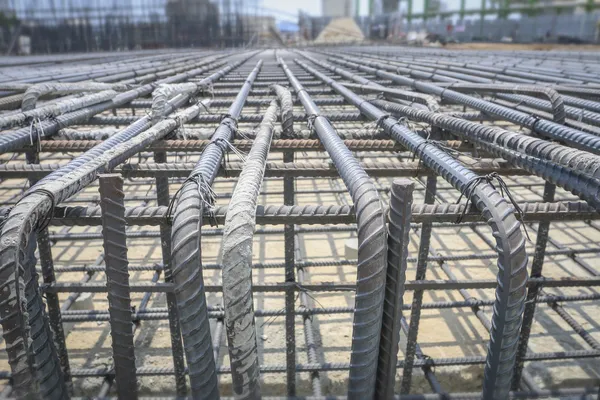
56,291,600,320
131,96,346,109
281,56,389,400
153,149,187,396
0,159,528,179
220,100,278,399
272,81,298,395
512,181,556,388
85,112,365,126
376,179,414,399
24,150,73,395
46,244,597,271
402,175,437,394
2,200,595,229
328,53,600,155
271,84,294,137
16,139,411,153
0,181,556,207
298,54,529,400
0,350,596,380
99,174,137,400
169,58,262,400
40,277,600,293
283,151,298,396
98,270,163,397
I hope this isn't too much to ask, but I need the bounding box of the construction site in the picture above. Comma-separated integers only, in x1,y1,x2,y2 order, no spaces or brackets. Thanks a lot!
0,0,599,400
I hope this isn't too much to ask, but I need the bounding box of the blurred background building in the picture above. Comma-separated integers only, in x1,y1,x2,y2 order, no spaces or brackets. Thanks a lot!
0,0,598,54
322,0,354,17
0,0,283,53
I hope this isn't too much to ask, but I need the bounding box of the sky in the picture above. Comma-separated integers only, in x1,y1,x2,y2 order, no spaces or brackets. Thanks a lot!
260,0,485,18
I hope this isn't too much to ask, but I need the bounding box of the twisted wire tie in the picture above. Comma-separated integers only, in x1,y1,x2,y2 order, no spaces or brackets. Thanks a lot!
455,172,531,241
164,171,218,227
197,99,212,115
439,86,450,101
295,87,309,98
360,113,391,137
306,114,319,133
220,114,238,138
420,354,436,373
530,115,542,133
410,131,462,177
28,116,44,152
525,279,546,305
173,115,186,140
386,116,408,136
214,137,247,163
19,188,57,232
47,114,62,131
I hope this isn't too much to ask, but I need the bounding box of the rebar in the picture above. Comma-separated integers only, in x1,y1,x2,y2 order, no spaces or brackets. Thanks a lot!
169,58,262,399
99,174,138,399
220,100,278,399
281,56,389,399
1,47,599,400
297,55,529,399
376,179,414,399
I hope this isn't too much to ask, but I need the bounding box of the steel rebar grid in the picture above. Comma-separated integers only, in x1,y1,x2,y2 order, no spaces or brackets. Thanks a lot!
0,48,600,400
296,53,530,400
298,49,600,394
0,52,237,398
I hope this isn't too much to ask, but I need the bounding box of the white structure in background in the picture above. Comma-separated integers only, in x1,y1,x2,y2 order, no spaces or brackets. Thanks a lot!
18,35,30,54
322,0,354,17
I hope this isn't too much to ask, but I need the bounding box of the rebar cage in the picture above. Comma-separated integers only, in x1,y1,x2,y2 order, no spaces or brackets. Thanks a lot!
0,47,599,399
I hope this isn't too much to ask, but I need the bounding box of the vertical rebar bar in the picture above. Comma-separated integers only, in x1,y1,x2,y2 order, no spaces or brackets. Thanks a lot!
296,264,323,396
26,150,73,395
272,76,298,397
376,179,414,400
513,181,556,388
401,175,437,394
99,173,138,400
284,148,297,397
154,150,187,396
